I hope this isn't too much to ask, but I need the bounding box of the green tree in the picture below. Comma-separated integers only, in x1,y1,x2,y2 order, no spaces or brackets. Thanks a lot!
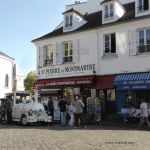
24,71,36,92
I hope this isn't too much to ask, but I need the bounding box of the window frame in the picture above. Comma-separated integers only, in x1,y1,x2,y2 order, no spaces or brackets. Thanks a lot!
138,28,150,53
44,44,53,66
137,0,149,13
104,33,116,54
65,15,73,28
63,41,73,63
104,4,114,20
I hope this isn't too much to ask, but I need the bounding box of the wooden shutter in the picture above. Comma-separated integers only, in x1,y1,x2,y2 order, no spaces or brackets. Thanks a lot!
43,45,47,66
73,39,79,63
56,42,63,64
53,43,57,65
39,46,43,67
37,47,40,68
128,29,137,56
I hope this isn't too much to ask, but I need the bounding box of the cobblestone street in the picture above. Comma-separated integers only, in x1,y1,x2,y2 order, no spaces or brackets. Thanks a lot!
0,125,149,150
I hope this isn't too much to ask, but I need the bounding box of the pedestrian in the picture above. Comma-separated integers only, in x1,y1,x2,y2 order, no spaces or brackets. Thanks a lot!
47,96,54,121
0,99,2,123
139,97,150,127
6,97,13,124
73,96,85,128
68,102,75,127
1,99,7,124
58,97,67,126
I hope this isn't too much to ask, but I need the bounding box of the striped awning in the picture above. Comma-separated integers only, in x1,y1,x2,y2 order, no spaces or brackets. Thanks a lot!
115,73,150,90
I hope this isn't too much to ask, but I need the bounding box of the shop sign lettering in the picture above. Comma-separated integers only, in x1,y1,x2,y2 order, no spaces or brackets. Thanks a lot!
38,64,96,77
122,80,150,85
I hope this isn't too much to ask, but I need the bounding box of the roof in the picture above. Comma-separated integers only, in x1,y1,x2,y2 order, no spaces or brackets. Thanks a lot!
32,2,150,42
100,0,116,5
62,8,85,19
0,51,14,60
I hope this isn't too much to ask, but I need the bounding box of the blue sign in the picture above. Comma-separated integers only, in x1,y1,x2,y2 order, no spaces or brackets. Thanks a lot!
117,84,150,90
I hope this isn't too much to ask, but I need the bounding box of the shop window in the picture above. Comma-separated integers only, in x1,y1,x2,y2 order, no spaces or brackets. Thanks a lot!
63,87,74,102
106,89,116,101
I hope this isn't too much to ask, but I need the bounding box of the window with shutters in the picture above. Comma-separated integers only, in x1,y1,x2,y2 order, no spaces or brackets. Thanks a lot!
138,28,150,53
104,4,114,20
65,15,73,28
137,0,149,13
63,41,73,63
44,45,53,66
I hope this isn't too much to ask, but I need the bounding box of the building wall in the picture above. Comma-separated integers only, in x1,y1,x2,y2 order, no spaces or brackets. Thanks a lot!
0,55,14,98
35,18,150,79
35,30,97,79
97,18,150,75
34,0,150,80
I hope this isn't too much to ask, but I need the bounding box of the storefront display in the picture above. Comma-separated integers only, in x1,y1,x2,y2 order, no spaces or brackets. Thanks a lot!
115,73,150,122
86,97,101,124
53,97,60,121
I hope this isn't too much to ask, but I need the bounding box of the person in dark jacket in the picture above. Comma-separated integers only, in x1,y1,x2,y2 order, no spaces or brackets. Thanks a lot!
47,97,54,120
58,97,67,126
6,97,13,124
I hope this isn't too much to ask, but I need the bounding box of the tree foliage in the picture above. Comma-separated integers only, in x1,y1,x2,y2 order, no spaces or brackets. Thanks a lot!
24,71,36,92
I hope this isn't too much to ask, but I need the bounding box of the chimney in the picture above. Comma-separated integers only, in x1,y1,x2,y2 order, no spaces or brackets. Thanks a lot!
75,1,80,4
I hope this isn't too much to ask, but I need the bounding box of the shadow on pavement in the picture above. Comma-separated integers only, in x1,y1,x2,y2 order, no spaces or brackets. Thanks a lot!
0,123,149,132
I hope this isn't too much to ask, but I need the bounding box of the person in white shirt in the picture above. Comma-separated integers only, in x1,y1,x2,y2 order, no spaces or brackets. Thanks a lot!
140,98,150,127
68,102,75,126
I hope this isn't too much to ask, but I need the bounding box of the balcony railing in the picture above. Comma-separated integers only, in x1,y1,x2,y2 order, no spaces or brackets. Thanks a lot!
138,45,150,53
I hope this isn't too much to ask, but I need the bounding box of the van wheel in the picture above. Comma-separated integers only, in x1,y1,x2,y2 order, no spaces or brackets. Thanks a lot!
21,115,28,126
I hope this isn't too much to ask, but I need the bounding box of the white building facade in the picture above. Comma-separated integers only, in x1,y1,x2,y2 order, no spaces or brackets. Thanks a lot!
32,0,150,119
0,51,14,98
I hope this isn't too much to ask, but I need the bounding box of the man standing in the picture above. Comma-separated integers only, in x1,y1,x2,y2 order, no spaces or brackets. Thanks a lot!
6,97,13,124
58,97,67,126
140,98,150,127
47,96,54,121
73,96,85,128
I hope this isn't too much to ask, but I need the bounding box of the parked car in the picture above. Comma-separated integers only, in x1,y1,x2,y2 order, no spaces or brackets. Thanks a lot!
12,100,52,125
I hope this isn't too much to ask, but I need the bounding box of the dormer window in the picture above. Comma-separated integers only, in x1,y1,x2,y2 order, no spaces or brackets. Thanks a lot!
104,4,114,20
65,15,73,28
137,0,149,13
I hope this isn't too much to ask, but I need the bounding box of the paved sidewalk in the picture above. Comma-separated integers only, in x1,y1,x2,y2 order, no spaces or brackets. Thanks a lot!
0,125,149,150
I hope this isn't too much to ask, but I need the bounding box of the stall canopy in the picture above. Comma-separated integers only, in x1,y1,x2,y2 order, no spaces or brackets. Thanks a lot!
115,73,150,90
35,76,93,88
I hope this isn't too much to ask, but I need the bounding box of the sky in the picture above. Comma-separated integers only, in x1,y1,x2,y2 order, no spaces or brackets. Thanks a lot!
0,0,86,76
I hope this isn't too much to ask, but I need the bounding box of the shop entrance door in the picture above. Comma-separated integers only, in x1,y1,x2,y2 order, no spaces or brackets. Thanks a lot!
105,89,117,121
